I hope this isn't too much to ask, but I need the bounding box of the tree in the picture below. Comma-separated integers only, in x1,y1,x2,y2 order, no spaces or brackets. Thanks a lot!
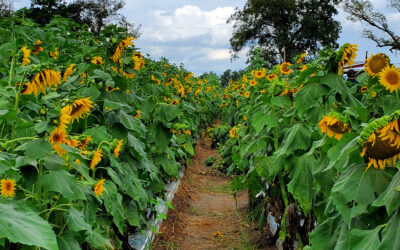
0,0,15,17
343,0,400,52
228,0,341,65
220,69,245,87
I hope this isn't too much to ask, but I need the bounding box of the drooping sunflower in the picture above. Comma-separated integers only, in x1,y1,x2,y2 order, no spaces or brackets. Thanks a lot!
319,112,351,140
359,111,400,170
49,127,68,156
296,53,306,63
90,149,103,170
29,69,61,95
91,56,103,65
49,48,59,59
61,97,94,123
32,39,43,55
299,65,307,72
63,64,76,82
78,136,92,150
279,62,292,75
134,110,141,119
21,82,34,95
337,43,359,75
267,73,278,81
113,139,124,158
378,65,400,92
169,99,179,105
364,53,389,77
94,178,106,196
1,178,16,198
21,46,31,66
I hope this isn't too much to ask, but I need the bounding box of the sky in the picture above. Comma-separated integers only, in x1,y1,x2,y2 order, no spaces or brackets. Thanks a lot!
14,0,400,76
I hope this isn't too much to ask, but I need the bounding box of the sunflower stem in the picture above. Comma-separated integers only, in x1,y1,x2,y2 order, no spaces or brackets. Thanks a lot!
37,160,44,207
7,21,16,88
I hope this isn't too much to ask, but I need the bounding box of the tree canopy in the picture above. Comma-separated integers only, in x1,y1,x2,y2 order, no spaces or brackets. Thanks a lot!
343,0,400,52
228,0,341,65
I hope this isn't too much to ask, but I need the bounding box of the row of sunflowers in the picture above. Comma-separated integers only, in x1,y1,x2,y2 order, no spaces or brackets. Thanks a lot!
0,17,222,249
212,44,400,248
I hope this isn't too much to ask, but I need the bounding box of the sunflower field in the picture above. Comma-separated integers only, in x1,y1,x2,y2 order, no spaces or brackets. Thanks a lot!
0,16,223,249
212,45,400,249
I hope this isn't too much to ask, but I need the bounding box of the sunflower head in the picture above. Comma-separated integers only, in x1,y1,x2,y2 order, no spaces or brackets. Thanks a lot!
319,112,351,140
296,53,306,63
378,65,400,93
229,127,237,138
94,178,106,196
267,73,278,81
113,139,124,158
1,178,16,198
90,149,103,170
244,91,250,98
336,43,359,75
65,97,94,123
360,86,368,93
365,53,389,77
279,62,292,75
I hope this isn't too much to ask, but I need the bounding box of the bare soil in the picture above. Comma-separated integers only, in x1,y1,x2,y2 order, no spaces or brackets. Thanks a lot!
152,137,257,250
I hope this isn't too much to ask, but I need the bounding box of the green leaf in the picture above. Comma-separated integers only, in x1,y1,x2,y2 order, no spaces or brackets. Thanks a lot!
349,226,382,250
57,233,81,250
154,122,171,150
275,123,312,157
379,210,400,250
84,126,112,143
294,81,329,113
102,181,125,234
65,207,92,233
87,228,113,250
25,139,52,159
287,155,315,215
0,203,58,250
373,171,400,215
326,133,360,172
155,155,180,177
251,111,278,133
310,213,349,250
77,86,101,101
270,95,291,108
127,133,146,159
93,69,114,87
331,164,391,225
42,170,86,201
153,103,180,123
118,111,142,131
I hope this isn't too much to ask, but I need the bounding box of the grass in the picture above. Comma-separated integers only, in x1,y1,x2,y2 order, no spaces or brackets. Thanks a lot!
203,181,233,194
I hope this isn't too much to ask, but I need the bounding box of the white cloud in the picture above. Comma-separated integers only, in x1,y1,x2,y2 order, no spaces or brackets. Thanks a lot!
142,5,235,46
200,49,231,60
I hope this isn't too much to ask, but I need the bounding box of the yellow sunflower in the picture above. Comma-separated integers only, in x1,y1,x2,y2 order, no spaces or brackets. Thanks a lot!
299,65,307,72
113,139,124,158
1,178,16,198
279,62,292,75
94,178,106,196
229,127,237,138
62,97,94,123
169,99,179,105
21,82,34,95
63,64,76,82
319,112,351,140
360,86,368,93
337,43,359,75
267,73,278,81
49,127,68,156
90,149,103,170
29,69,61,95
249,79,257,87
252,69,266,79
365,53,389,77
49,48,58,60
244,91,250,98
378,65,400,92
359,112,400,170
370,91,377,98
296,53,306,63
21,46,31,66
91,56,103,65
134,110,141,118
32,39,43,55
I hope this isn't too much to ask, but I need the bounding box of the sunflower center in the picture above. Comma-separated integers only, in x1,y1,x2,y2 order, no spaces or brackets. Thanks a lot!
70,104,83,116
385,71,400,85
366,134,400,160
327,121,348,134
5,182,11,190
370,56,387,73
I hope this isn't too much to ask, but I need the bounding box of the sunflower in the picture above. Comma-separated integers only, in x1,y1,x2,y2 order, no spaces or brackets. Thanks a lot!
134,110,141,118
62,97,94,123
267,73,278,81
21,82,34,95
279,62,292,75
243,115,247,121
49,48,59,59
364,53,389,77
337,43,359,75
169,99,179,105
319,112,351,140
58,113,72,130
360,86,368,93
229,127,237,138
297,53,306,63
90,149,103,170
113,139,124,157
91,56,103,65
21,46,31,66
183,129,191,135
78,136,92,150
249,79,257,87
370,91,377,98
49,127,68,156
244,91,250,98
32,39,43,55
29,69,61,95
378,65,400,92
252,69,266,79
299,65,307,72
1,178,16,198
242,74,248,82
94,178,106,196
359,111,400,170
63,64,76,82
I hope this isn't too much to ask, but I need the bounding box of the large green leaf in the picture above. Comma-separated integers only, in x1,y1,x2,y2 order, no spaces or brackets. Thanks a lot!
25,139,52,159
154,122,171,150
287,155,315,215
331,164,391,225
0,203,58,250
153,103,180,123
251,111,278,133
294,81,329,113
379,210,400,250
127,133,146,159
42,170,86,201
57,233,81,250
349,226,382,250
65,207,92,233
275,123,312,157
373,171,400,215
87,229,113,250
102,181,125,234
85,126,112,143
93,69,114,87
326,133,361,172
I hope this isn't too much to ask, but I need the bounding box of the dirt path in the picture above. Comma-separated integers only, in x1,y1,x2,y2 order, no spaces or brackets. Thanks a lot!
152,137,255,249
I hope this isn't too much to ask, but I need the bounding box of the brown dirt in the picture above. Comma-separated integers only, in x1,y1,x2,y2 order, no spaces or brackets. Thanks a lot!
152,137,257,250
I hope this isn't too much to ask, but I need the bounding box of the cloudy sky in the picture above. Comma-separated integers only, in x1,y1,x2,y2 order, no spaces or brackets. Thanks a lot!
14,0,400,75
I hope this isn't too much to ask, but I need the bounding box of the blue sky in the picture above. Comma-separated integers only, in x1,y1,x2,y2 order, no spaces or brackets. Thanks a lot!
14,0,400,75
